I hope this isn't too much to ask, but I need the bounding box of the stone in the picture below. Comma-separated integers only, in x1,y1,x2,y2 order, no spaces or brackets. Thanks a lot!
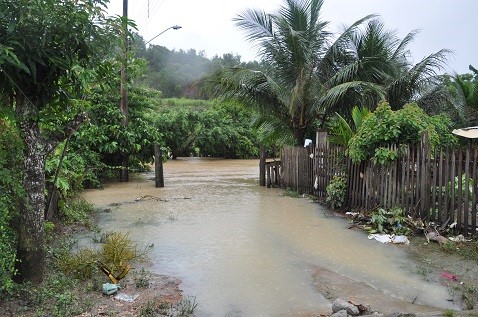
330,309,348,317
332,298,360,316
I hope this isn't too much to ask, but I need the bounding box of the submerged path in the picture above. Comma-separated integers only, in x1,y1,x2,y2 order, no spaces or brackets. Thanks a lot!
83,158,458,316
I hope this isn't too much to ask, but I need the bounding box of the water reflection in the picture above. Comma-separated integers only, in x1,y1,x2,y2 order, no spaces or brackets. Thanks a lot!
83,158,457,316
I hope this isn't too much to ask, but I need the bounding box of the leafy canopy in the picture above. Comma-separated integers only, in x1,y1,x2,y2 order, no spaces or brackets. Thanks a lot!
348,101,457,164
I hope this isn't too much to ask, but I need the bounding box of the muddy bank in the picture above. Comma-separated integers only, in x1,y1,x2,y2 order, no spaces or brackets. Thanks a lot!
313,266,445,315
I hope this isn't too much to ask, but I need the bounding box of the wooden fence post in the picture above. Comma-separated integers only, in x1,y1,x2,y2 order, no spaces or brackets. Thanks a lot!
259,145,266,186
154,144,164,188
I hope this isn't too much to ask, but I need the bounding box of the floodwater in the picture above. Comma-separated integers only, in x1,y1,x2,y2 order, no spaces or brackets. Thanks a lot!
83,158,458,317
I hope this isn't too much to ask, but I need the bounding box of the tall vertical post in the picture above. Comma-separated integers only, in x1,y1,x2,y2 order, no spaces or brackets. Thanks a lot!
259,145,266,186
119,0,129,181
154,144,165,188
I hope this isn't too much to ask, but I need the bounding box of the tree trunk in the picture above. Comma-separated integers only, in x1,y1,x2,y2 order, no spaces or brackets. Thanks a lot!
14,113,47,284
13,95,87,284
293,127,307,147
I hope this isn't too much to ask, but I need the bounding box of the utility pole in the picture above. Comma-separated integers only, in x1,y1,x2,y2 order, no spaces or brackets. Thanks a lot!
119,0,129,181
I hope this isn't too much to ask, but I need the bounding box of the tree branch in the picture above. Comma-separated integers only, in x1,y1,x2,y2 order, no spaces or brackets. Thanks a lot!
44,111,88,154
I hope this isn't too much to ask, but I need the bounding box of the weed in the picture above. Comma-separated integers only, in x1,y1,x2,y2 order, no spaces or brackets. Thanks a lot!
139,299,171,316
44,220,55,242
134,267,151,288
461,284,477,310
443,309,454,317
101,232,138,276
92,230,113,243
366,207,412,235
325,175,347,210
283,187,301,198
139,295,199,317
59,198,94,226
56,247,99,280
415,265,432,281
176,295,199,315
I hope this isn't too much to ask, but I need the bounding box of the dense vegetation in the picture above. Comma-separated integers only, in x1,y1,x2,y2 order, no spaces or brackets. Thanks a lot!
0,0,477,311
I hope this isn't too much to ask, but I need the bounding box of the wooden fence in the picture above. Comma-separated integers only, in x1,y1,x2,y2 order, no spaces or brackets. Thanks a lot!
278,132,478,236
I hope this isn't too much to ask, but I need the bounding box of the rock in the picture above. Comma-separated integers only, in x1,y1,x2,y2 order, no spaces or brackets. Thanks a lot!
387,313,416,317
361,313,384,317
330,309,349,317
332,298,360,316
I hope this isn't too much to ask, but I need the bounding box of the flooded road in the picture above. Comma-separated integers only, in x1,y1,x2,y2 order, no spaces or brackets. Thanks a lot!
83,158,457,316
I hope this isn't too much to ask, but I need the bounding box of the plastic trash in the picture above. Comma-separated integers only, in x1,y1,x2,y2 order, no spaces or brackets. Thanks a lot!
102,283,120,295
440,271,458,281
367,233,410,245
114,293,139,302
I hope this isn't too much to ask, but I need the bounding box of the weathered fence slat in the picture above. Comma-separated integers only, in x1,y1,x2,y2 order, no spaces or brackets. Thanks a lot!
278,134,478,236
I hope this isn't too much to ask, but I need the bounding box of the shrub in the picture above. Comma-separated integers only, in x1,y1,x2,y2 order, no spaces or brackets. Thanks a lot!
348,101,457,163
0,118,23,294
325,175,347,210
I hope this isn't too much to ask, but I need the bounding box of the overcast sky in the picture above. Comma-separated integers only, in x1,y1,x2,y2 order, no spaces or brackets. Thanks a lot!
106,0,476,74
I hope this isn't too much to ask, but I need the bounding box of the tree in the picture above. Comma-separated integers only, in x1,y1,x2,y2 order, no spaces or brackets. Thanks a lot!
202,0,382,146
446,65,478,125
0,0,116,283
321,18,451,119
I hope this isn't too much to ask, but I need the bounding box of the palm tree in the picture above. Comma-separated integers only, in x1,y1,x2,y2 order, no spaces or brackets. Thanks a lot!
445,65,478,125
334,18,451,112
203,0,382,146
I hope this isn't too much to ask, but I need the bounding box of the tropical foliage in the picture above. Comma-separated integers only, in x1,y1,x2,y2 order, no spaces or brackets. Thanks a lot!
0,118,22,293
327,106,371,146
155,99,259,158
0,0,119,283
202,0,451,147
445,65,478,125
348,101,457,164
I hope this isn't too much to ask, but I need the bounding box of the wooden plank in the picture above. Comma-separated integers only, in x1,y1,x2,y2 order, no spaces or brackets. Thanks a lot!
450,148,456,227
472,146,478,236
463,144,470,235
457,147,463,231
437,147,444,223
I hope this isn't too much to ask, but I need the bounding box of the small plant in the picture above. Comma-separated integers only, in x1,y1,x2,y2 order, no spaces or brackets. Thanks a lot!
59,198,94,226
101,232,138,276
134,267,151,288
367,207,412,235
325,175,347,210
176,295,199,315
461,284,477,310
443,309,454,317
56,247,99,280
44,221,55,241
283,187,301,198
139,299,171,316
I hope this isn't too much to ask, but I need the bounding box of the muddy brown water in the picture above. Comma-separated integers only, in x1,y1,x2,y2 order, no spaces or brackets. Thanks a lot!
83,158,459,317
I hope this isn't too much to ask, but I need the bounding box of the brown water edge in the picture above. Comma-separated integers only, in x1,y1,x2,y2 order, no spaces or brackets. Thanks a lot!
82,157,461,317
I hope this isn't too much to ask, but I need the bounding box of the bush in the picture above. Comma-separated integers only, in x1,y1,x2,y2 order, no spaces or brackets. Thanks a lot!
0,118,23,294
348,101,457,163
325,175,347,210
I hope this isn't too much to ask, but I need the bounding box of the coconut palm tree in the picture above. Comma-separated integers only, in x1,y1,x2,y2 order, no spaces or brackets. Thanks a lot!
333,18,451,112
202,0,382,146
445,65,478,125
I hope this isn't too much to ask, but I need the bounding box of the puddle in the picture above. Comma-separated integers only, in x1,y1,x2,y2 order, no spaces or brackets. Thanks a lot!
83,157,458,316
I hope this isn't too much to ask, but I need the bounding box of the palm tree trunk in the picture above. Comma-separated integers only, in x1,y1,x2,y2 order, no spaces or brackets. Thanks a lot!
293,127,307,146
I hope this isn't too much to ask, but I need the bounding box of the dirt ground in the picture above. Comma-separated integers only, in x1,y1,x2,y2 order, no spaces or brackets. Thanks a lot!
312,232,478,317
